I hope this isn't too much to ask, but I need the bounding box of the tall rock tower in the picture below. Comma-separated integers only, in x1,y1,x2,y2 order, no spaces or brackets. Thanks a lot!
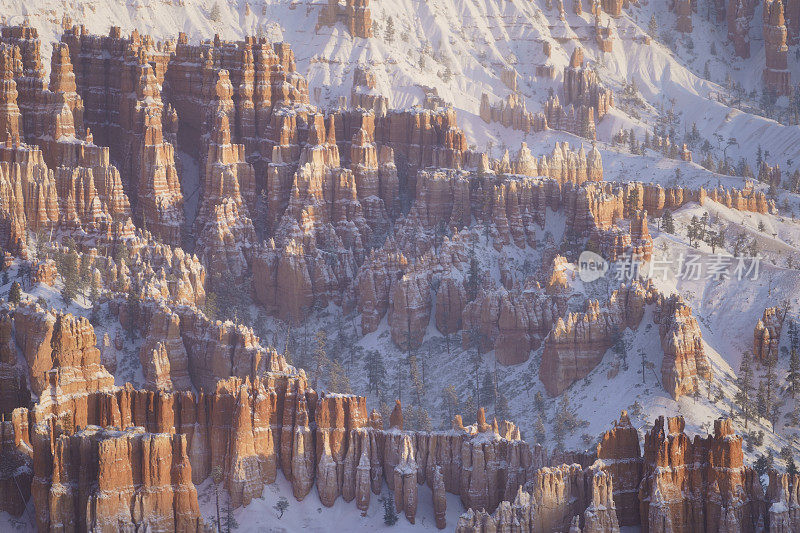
763,0,791,96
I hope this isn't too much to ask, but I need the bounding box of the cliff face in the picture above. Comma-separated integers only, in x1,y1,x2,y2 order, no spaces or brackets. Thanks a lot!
456,462,620,533
596,412,642,527
13,304,114,398
32,425,204,532
539,281,650,396
10,362,551,531
639,417,766,533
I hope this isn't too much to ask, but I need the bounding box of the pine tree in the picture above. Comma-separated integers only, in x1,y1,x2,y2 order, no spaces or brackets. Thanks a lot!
687,215,700,247
211,465,223,533
469,344,482,400
628,186,640,213
8,281,21,305
89,271,101,303
534,415,546,443
441,385,460,424
385,16,395,43
765,354,778,413
481,372,496,406
466,240,480,301
312,330,330,390
662,209,675,233
204,290,219,321
328,360,352,394
534,391,546,415
222,495,238,532
496,392,510,420
77,255,90,299
209,2,222,22
462,394,477,425
383,495,399,525
364,350,387,395
553,394,575,450
735,351,755,429
60,246,80,304
442,66,453,83
789,347,800,399
273,497,289,519
757,381,768,419
647,14,658,39
789,457,798,477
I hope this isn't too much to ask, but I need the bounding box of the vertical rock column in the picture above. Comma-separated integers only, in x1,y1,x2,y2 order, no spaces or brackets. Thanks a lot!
763,0,791,95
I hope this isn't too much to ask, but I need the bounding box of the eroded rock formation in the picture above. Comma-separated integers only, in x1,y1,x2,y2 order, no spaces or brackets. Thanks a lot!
639,417,766,532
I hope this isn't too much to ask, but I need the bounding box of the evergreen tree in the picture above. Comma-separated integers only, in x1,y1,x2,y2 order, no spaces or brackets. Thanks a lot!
687,215,701,247
441,385,460,424
385,16,395,43
534,415,546,444
481,372,496,406
364,350,387,396
496,392,510,420
462,394,477,426
469,345,482,400
211,466,223,533
442,66,453,83
735,351,755,429
328,359,352,394
312,330,331,390
789,457,798,477
466,240,480,301
203,290,219,321
553,394,575,450
754,454,770,476
383,495,399,526
273,497,289,519
89,271,101,303
209,2,222,22
628,186,640,212
222,495,238,532
788,346,800,399
8,281,21,305
764,353,778,418
77,255,90,299
647,14,658,39
534,390,546,415
757,381,768,420
662,209,675,233
60,247,80,304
